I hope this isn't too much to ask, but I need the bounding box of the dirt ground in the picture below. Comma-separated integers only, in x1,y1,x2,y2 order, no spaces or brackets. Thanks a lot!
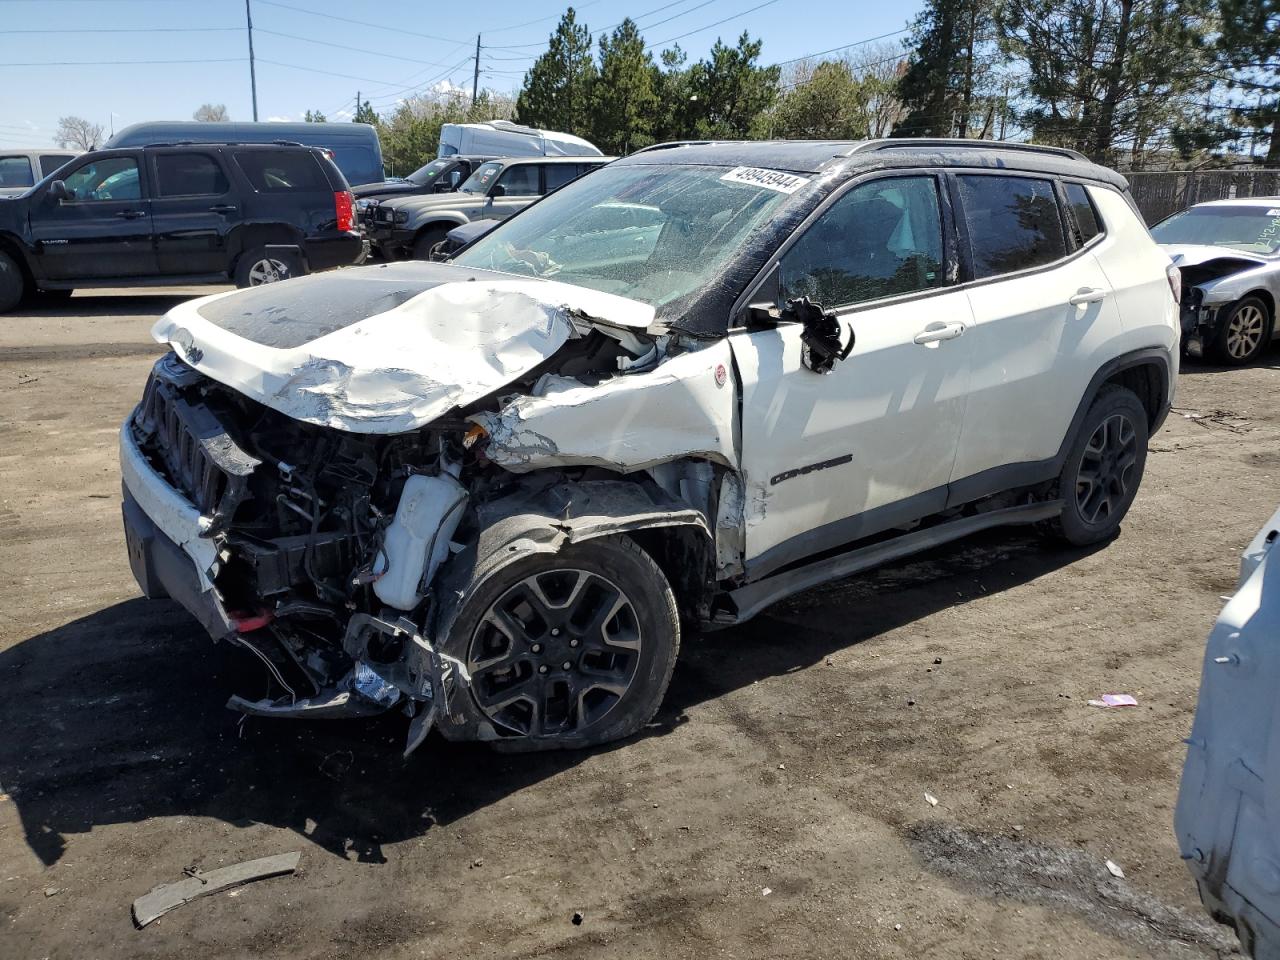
2,288,1275,960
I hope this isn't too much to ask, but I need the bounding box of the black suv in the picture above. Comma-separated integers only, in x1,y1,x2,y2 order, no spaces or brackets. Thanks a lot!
0,142,365,311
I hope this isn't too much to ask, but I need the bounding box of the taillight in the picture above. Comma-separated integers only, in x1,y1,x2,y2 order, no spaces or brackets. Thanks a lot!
1166,263,1182,304
335,190,354,232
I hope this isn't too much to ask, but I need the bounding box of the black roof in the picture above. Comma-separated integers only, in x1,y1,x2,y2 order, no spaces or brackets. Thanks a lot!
619,138,1127,189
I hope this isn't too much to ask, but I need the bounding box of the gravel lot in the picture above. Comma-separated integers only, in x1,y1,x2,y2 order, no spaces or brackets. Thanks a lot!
2,288,1276,959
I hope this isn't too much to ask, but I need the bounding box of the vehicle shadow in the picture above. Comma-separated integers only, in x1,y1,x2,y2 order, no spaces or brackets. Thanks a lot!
1179,341,1280,374
9,290,225,320
0,529,1103,867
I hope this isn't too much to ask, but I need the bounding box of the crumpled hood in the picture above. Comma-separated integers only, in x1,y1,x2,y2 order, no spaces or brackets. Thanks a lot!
1161,243,1270,270
151,261,655,435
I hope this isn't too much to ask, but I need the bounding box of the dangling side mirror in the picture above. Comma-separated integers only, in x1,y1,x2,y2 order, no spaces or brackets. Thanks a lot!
789,297,854,374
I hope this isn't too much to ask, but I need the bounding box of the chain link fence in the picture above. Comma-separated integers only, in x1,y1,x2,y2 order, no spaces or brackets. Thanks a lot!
1126,169,1280,224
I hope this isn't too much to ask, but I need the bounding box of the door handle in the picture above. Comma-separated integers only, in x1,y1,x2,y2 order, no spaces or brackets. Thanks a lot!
208,204,237,213
913,322,966,345
1068,287,1107,305
115,210,145,220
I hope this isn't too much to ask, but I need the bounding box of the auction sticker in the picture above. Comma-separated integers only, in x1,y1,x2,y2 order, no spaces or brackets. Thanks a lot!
721,166,810,194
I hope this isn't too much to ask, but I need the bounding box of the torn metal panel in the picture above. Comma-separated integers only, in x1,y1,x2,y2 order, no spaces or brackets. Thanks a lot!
226,690,391,719
150,261,657,434
476,340,739,474
132,852,301,928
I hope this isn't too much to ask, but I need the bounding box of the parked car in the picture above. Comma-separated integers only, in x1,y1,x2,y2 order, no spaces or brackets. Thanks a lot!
353,155,494,234
0,142,364,310
106,120,385,188
438,120,602,159
428,218,499,260
119,139,1178,755
1177,504,1280,958
368,155,612,260
0,149,79,197
1151,197,1280,365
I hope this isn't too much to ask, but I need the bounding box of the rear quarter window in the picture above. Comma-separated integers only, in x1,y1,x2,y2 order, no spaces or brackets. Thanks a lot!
958,175,1068,279
233,151,328,192
1064,182,1103,245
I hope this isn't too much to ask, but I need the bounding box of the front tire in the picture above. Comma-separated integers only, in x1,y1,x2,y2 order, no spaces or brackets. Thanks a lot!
443,535,680,751
1047,384,1149,546
1212,295,1271,366
0,251,27,312
411,226,448,261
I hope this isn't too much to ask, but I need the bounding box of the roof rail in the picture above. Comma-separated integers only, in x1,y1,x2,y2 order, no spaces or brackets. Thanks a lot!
630,140,718,155
852,138,1089,162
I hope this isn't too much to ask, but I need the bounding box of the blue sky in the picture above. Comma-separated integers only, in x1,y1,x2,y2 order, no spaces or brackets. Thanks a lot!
0,0,923,148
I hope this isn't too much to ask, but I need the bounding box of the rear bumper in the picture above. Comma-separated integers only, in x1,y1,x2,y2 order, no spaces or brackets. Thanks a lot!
119,416,234,640
304,232,365,272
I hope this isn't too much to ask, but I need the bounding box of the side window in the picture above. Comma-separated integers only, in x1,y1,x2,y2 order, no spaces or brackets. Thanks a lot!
39,155,75,178
155,153,229,197
779,176,945,308
0,156,34,188
233,151,327,192
958,175,1067,278
61,157,141,201
495,164,540,197
544,164,580,193
1064,182,1102,245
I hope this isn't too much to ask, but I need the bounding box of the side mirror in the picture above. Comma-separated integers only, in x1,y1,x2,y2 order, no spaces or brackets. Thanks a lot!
432,182,450,193
489,183,505,199
789,297,854,374
745,302,781,327
48,179,69,202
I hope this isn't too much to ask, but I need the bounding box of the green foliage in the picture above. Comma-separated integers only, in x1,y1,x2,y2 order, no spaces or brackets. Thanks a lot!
998,0,1214,164
352,100,379,125
773,61,870,139
375,91,516,178
894,0,1001,138
685,33,781,138
303,109,327,123
515,7,598,133
1213,0,1280,163
591,19,658,153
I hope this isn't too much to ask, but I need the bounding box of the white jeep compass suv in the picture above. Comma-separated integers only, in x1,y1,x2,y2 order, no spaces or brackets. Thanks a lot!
119,139,1180,753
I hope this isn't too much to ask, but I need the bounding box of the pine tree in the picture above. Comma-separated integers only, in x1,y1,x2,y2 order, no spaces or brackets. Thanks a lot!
592,19,658,153
515,8,597,134
894,0,999,138
1214,0,1280,164
773,61,870,139
353,100,379,125
652,45,695,143
686,32,780,138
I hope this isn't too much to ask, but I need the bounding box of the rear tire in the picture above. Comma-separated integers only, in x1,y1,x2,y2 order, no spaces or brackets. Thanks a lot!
1046,384,1149,546
1212,295,1271,366
411,226,448,261
0,251,27,313
234,247,292,288
442,535,680,752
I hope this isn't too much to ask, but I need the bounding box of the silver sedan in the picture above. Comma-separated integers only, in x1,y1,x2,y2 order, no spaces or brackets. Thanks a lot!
1153,197,1280,365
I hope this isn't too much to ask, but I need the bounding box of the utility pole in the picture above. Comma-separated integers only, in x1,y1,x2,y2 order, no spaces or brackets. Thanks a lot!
356,90,361,121
471,34,481,109
245,0,259,122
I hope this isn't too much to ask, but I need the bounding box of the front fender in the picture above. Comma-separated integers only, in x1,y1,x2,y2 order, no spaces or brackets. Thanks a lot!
403,209,469,233
1198,265,1280,307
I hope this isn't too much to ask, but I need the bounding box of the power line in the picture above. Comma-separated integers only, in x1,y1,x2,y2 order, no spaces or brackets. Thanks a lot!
0,57,246,66
256,58,405,86
771,29,910,68
1,26,238,33
646,0,783,51
254,27,469,67
254,0,461,45
485,0,710,50
480,0,606,36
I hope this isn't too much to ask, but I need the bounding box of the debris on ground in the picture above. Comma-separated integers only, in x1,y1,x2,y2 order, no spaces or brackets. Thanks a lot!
924,793,939,807
43,886,61,898
1106,859,1126,879
762,887,773,897
132,852,301,928
1088,694,1139,708
571,910,584,925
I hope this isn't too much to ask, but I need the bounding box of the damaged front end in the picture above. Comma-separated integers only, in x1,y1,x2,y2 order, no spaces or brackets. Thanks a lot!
121,264,737,754
1166,246,1272,357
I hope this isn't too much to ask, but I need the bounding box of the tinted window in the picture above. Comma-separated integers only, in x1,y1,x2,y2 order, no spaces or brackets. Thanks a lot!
0,156,34,188
1065,182,1101,245
233,151,327,192
38,154,75,178
780,176,945,308
545,164,581,192
496,164,540,197
62,157,140,201
959,175,1067,278
156,153,229,197
460,161,502,193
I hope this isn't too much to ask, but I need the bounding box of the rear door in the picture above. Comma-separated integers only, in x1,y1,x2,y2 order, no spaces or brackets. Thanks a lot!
230,148,333,241
150,149,236,276
731,173,976,577
946,173,1125,500
28,152,156,280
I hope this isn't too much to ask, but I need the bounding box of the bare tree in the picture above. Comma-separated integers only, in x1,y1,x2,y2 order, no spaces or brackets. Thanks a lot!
54,115,103,151
193,103,229,122
848,42,908,138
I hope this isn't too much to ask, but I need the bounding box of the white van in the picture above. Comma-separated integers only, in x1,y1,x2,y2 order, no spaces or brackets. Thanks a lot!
437,120,602,159
0,149,80,197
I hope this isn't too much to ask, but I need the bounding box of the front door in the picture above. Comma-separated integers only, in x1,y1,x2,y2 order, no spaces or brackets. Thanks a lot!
28,153,155,280
731,174,975,579
149,149,235,276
